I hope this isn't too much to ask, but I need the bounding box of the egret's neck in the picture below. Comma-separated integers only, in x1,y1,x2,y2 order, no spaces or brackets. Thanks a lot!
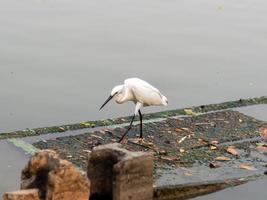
115,87,134,104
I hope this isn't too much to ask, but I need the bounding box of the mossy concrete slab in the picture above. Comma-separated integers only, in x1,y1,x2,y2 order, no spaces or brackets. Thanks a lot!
2,96,267,200
1,96,266,140
33,108,267,199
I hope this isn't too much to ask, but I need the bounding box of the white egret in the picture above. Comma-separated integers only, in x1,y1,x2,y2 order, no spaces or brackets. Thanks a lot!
100,78,168,142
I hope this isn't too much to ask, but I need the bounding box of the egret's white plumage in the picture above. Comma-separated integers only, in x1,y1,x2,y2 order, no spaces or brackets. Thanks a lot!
100,77,168,142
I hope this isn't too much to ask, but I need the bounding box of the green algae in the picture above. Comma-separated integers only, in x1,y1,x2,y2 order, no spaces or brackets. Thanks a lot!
8,138,39,155
1,96,266,140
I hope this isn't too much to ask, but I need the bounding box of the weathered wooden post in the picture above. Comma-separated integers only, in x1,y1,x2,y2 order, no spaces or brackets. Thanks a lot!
87,143,153,200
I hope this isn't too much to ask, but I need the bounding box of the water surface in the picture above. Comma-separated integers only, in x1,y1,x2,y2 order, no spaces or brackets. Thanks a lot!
1,0,266,132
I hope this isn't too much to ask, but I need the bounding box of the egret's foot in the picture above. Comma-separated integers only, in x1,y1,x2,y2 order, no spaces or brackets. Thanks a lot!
137,137,145,143
119,138,128,144
128,137,145,144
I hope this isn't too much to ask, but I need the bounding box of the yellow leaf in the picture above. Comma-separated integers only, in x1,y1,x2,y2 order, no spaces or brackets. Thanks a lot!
179,148,185,153
215,156,231,161
183,172,193,176
81,122,91,127
256,142,265,146
226,146,239,156
210,146,217,150
239,164,257,171
184,109,196,116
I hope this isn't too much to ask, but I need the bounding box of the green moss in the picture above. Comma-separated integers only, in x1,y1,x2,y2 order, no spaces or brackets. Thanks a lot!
0,96,266,140
8,138,39,155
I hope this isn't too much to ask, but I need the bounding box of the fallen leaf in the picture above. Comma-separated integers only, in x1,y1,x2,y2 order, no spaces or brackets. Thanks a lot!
82,149,92,153
183,172,193,176
58,127,65,132
80,122,91,127
259,125,267,140
210,146,217,150
209,162,220,168
256,146,267,152
226,146,239,156
239,164,257,171
178,136,187,144
215,156,231,161
179,148,185,153
103,129,113,134
198,138,207,143
160,156,180,162
91,134,104,140
175,128,184,133
158,150,168,155
181,127,190,131
256,142,266,146
184,108,196,116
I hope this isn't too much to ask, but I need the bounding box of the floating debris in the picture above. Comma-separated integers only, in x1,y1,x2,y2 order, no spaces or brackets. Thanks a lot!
215,156,231,161
209,162,220,168
210,146,217,150
184,108,196,116
178,136,188,144
226,146,239,156
239,164,257,171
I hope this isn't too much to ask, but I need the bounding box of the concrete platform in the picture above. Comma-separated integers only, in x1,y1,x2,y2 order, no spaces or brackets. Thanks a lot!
1,96,267,199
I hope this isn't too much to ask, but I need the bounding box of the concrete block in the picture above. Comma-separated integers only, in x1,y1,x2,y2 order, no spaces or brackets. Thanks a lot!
21,150,90,200
87,143,153,200
3,189,40,200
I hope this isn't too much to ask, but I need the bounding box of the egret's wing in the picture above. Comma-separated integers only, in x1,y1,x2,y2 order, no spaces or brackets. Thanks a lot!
125,78,163,106
124,78,162,96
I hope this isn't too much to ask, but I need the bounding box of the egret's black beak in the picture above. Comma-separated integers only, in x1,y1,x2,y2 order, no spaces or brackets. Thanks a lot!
99,95,114,110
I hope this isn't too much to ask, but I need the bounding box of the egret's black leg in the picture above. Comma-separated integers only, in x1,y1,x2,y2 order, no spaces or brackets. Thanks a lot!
118,114,135,143
138,110,143,138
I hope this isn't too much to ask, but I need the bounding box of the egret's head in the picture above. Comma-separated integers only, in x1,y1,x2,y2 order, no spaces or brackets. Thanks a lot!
162,95,168,106
99,85,124,110
111,85,124,96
